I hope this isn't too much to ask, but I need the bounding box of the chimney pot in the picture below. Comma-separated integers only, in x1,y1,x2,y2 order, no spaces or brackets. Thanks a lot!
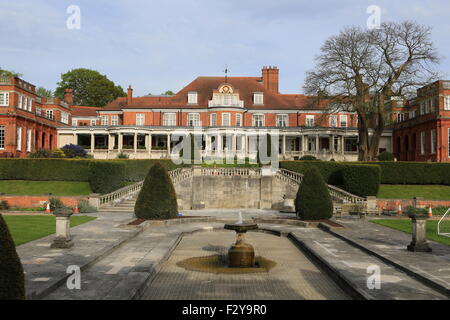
64,88,73,105
127,85,133,105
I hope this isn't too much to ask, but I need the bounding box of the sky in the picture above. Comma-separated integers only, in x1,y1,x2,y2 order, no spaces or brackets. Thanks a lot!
1,0,450,97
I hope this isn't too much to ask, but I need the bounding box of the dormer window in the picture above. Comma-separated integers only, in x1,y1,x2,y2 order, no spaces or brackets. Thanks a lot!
253,93,264,105
188,92,198,104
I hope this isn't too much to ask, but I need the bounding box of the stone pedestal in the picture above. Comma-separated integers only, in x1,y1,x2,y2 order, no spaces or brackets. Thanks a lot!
407,214,432,252
51,208,74,249
224,223,258,268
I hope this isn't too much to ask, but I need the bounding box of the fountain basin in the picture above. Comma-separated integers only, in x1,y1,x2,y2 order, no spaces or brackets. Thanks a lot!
224,223,258,233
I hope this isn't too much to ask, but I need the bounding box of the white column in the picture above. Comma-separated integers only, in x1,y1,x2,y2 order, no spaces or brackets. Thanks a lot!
133,132,138,153
90,133,95,153
331,134,335,155
341,135,345,154
282,134,286,155
167,133,171,155
148,134,152,155
315,135,319,153
118,133,123,152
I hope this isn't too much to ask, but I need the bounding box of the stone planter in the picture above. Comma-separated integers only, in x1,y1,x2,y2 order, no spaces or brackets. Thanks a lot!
50,207,74,249
407,213,432,252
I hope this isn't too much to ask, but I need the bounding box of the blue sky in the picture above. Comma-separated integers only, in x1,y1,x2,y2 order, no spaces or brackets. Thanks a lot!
1,0,450,96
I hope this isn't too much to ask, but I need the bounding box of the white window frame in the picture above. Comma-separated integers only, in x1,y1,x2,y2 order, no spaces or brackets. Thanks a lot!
340,115,348,127
163,113,176,126
0,92,9,106
100,115,109,126
46,109,54,120
431,129,436,154
187,113,200,126
210,113,217,126
111,115,119,126
91,119,97,126
276,114,288,127
329,115,337,127
252,114,265,127
445,96,450,111
28,98,32,111
16,126,22,151
222,113,230,126
188,92,198,104
253,93,264,105
235,114,242,126
61,112,69,124
136,113,145,126
397,113,405,122
18,95,23,109
420,131,425,155
72,119,77,126
306,115,314,127
23,96,27,110
0,126,4,149
26,129,32,152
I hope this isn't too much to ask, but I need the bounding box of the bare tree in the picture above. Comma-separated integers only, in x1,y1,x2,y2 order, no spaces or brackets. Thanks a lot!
304,21,440,161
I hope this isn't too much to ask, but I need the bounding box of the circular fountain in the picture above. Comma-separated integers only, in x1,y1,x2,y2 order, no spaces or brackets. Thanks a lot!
224,212,258,268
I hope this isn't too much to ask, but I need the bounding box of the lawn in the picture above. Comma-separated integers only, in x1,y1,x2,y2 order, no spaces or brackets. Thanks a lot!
3,215,96,246
371,219,450,246
0,180,92,196
377,184,450,200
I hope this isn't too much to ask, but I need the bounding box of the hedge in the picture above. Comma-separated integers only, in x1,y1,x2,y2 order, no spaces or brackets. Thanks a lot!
115,160,180,182
88,161,126,194
342,164,381,197
360,162,450,185
280,161,381,197
0,159,90,181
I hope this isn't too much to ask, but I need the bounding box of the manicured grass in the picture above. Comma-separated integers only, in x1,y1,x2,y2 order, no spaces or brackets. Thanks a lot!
0,180,92,196
371,219,450,246
3,215,96,246
377,184,450,200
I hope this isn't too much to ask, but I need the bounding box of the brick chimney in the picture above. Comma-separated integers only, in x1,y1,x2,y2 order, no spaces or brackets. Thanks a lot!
64,88,73,105
262,66,279,94
127,85,133,105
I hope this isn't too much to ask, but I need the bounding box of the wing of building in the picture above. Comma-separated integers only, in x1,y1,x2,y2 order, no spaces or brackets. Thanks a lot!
15,65,450,161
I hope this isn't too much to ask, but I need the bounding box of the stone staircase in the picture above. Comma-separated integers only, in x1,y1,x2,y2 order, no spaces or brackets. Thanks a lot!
98,195,137,213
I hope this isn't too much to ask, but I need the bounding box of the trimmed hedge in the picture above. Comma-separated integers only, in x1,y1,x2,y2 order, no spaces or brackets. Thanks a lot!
0,159,90,181
88,161,126,194
0,214,26,300
295,167,333,220
280,161,345,185
281,161,381,197
342,164,381,197
116,160,180,182
360,162,450,185
134,162,178,219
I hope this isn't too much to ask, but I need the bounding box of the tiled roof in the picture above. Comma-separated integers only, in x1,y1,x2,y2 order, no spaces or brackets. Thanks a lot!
102,77,327,111
71,106,99,117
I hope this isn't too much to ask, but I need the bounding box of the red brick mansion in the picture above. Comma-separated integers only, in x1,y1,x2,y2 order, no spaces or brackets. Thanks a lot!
3,66,448,162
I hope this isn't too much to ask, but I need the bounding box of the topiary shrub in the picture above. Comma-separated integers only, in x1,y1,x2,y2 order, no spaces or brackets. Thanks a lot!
299,155,317,160
134,162,178,220
342,165,381,197
0,200,10,210
295,167,333,220
377,151,394,161
0,214,26,300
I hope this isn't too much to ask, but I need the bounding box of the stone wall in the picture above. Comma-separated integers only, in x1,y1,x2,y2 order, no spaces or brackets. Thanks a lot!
173,169,298,210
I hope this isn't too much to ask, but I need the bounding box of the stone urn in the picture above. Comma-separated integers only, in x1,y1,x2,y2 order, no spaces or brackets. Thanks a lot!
224,222,258,267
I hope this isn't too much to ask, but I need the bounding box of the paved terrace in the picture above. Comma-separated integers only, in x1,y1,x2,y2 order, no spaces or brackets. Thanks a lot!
15,210,450,300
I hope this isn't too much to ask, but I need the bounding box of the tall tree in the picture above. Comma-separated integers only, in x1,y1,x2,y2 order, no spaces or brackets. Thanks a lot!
304,21,439,161
0,68,22,77
162,90,175,96
36,87,53,98
54,68,126,107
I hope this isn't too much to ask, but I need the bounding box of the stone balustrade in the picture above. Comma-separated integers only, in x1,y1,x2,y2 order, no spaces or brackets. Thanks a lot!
200,167,261,177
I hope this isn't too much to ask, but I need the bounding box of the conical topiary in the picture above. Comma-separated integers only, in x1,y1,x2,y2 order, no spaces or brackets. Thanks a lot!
0,214,26,300
295,167,333,220
134,162,178,219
